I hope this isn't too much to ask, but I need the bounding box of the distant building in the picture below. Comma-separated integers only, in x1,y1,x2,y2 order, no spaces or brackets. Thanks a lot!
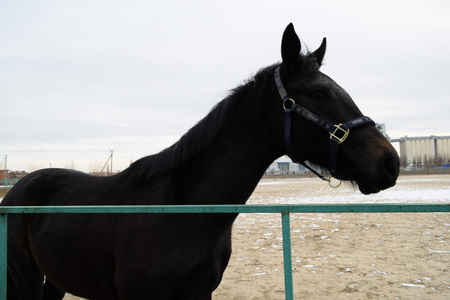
376,123,390,140
0,170,7,180
0,170,28,186
391,135,450,168
265,156,322,175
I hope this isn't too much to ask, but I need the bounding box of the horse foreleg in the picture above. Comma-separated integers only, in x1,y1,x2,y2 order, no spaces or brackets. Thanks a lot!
7,259,44,300
201,294,212,300
43,280,65,300
7,270,18,300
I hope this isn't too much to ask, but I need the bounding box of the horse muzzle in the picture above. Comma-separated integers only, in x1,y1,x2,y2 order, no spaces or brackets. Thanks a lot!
355,150,400,195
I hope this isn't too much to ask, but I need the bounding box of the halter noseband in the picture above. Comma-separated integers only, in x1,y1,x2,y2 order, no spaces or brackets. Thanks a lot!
274,66,375,184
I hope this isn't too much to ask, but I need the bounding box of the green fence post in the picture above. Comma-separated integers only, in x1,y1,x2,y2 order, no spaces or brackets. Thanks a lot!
0,213,7,300
282,212,294,300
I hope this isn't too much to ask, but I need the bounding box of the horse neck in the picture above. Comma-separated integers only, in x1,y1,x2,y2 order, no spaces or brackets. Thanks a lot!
171,86,283,205
123,70,284,206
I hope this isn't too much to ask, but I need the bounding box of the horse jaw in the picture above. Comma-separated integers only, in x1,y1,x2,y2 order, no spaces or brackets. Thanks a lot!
357,182,382,195
354,157,399,195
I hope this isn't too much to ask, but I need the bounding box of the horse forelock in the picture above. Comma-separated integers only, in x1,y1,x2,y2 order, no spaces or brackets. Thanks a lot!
297,53,321,74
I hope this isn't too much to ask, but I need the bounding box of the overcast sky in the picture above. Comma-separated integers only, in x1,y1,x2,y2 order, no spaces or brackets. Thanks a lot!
1,0,449,172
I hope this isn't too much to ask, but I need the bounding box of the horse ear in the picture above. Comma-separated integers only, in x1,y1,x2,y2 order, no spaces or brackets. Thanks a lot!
281,23,301,71
312,38,327,67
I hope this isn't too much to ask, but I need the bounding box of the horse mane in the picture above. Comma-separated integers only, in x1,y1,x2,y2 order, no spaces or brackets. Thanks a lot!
128,54,319,179
128,79,256,179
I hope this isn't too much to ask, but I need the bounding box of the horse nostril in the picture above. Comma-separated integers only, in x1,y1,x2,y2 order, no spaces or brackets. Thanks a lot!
381,153,399,181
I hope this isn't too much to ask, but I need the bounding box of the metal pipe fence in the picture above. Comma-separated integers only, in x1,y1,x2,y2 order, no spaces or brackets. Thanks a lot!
1,203,449,300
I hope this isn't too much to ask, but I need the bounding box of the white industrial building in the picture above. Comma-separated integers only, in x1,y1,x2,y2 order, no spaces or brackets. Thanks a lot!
391,136,450,168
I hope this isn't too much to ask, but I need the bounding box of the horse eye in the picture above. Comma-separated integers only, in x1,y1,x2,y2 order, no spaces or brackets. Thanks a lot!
311,90,326,101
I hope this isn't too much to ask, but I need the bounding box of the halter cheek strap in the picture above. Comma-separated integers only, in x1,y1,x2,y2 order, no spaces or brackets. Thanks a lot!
274,66,375,182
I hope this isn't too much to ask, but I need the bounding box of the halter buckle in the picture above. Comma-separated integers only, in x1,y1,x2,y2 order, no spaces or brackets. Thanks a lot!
330,123,349,144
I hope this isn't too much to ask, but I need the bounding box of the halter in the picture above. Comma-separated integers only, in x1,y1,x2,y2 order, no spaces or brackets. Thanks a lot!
274,66,375,186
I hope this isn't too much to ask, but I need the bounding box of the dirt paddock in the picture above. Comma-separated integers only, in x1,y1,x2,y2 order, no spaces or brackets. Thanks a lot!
58,174,449,299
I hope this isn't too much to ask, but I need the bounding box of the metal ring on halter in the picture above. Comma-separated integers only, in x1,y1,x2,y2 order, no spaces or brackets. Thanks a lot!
327,177,342,188
283,98,296,111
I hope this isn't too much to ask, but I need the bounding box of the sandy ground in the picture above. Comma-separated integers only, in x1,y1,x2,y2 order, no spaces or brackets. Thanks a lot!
59,174,449,299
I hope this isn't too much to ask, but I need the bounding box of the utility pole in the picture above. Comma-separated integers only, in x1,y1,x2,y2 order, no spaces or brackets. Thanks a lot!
100,150,114,176
3,155,7,186
110,150,113,174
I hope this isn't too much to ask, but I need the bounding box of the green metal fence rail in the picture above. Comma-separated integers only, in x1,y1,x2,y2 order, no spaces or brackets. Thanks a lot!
1,203,449,300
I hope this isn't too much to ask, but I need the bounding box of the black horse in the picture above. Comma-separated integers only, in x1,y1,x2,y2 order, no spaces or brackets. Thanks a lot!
2,24,399,299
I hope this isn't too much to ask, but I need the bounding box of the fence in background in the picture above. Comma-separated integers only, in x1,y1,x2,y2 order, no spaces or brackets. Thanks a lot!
1,203,449,300
0,178,19,188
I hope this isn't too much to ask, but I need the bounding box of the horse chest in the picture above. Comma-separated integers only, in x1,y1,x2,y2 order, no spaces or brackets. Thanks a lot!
113,222,233,299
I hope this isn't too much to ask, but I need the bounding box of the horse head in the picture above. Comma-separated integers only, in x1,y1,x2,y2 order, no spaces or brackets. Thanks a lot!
276,23,399,194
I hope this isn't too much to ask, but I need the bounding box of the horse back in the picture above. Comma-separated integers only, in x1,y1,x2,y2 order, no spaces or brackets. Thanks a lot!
1,168,119,207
